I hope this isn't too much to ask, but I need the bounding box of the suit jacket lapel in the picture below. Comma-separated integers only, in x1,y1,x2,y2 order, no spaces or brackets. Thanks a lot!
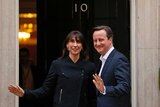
101,49,116,78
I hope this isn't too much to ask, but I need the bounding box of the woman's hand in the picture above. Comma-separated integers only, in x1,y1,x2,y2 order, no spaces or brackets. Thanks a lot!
8,84,24,97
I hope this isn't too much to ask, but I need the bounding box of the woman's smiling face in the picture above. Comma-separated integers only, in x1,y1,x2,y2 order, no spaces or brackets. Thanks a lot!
67,36,83,56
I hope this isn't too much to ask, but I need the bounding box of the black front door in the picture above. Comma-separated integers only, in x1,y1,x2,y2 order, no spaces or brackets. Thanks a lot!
37,0,130,78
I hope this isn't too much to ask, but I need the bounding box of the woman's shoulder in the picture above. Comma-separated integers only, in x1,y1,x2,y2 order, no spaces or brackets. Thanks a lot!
48,58,65,71
51,58,64,65
86,60,95,65
81,61,96,73
82,60,96,68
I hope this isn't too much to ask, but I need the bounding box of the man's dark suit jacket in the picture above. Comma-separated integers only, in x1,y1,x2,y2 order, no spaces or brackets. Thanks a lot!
97,49,131,107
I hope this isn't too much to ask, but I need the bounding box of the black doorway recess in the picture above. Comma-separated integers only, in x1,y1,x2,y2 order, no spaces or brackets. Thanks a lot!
37,0,130,73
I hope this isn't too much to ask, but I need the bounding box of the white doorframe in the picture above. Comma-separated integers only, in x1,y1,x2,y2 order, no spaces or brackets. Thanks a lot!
131,0,137,107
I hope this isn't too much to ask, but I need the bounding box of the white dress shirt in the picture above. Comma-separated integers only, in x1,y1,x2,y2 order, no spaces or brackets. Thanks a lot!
98,46,114,76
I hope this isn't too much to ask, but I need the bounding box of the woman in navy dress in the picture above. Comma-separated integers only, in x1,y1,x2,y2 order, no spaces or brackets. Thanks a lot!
8,30,97,107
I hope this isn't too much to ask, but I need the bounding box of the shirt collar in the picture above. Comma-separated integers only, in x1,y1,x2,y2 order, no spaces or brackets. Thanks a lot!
100,46,114,61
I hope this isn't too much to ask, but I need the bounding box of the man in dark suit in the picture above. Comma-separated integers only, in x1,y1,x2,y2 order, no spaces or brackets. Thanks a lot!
92,25,131,107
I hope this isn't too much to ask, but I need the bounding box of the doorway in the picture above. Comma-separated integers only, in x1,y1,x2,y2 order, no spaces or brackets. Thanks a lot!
19,0,130,107
37,0,130,72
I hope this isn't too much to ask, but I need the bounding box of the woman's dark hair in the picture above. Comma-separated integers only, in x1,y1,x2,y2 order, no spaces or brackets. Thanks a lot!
61,30,89,61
